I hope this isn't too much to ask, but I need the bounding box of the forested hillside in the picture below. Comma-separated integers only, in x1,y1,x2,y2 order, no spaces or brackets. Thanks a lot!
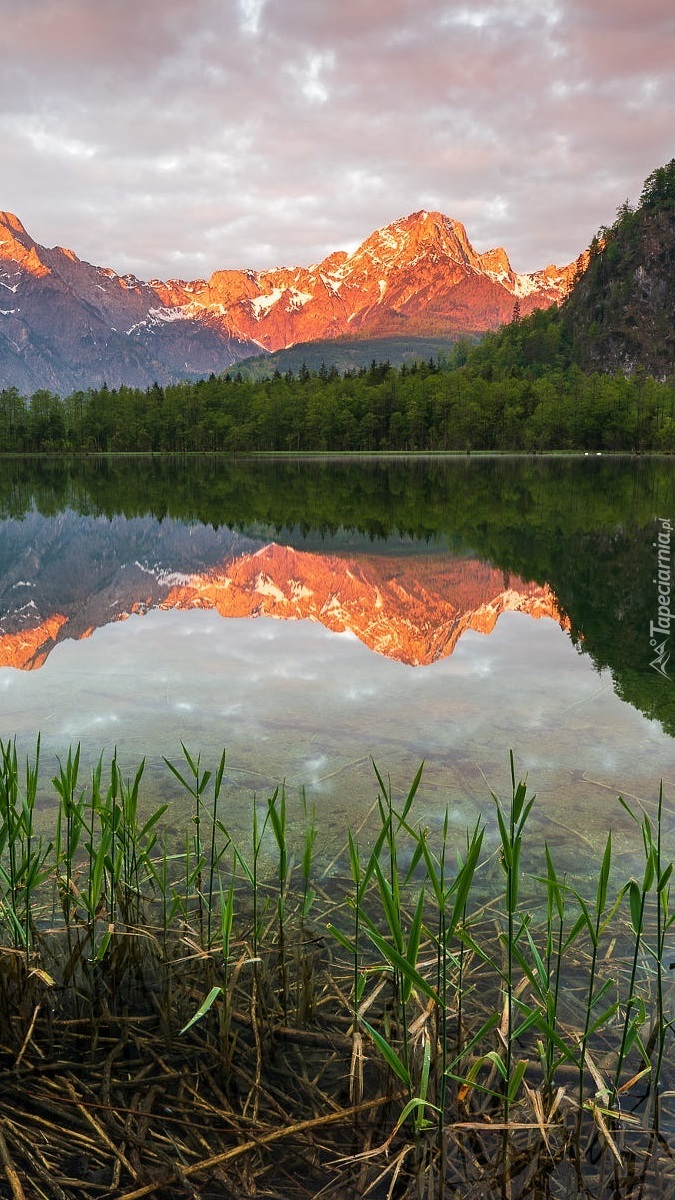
561,159,675,376
1,330,674,454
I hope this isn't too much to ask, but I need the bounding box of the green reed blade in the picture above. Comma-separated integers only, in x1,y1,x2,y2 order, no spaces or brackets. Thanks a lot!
371,858,404,954
596,831,612,914
361,922,439,1005
326,923,356,956
361,1017,411,1087
513,999,579,1065
507,1059,528,1105
403,888,426,1003
180,985,223,1035
395,1095,442,1135
448,822,484,934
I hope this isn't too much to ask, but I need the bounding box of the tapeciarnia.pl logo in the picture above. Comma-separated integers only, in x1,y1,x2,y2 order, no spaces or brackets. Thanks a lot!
650,517,673,678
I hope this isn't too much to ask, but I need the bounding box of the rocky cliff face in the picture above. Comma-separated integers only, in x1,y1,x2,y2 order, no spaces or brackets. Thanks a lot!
0,212,258,395
0,208,580,394
0,513,568,669
561,160,675,377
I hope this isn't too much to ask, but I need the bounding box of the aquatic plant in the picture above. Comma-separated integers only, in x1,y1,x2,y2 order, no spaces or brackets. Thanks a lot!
0,739,670,1199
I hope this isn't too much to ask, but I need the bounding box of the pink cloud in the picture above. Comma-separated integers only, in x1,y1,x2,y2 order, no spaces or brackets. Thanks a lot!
1,0,672,279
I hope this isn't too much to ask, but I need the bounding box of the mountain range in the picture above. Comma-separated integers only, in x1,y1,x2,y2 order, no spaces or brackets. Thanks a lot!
0,208,581,395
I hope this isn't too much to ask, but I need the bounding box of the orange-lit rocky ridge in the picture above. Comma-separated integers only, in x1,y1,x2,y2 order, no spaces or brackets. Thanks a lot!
0,208,585,394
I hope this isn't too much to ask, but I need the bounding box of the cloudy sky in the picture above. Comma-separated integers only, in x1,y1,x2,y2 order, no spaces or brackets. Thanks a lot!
1,0,673,281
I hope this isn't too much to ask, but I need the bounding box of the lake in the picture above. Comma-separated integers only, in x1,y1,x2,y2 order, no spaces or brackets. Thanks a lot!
0,454,673,880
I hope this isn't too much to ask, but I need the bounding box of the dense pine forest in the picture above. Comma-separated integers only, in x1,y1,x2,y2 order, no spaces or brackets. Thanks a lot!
1,323,674,454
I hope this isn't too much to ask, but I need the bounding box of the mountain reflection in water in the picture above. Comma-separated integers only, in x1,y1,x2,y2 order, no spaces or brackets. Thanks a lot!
0,512,567,669
0,456,673,875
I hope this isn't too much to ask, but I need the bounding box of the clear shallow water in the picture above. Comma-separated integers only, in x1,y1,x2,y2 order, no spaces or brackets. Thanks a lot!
4,604,673,880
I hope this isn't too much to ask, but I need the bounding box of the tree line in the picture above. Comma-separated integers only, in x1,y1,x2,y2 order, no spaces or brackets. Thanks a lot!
1,308,675,454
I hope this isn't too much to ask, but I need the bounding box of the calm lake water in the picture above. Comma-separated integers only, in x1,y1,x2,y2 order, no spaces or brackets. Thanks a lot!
0,455,673,879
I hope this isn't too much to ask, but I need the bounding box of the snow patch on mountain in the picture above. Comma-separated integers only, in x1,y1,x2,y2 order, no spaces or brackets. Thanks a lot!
250,289,285,317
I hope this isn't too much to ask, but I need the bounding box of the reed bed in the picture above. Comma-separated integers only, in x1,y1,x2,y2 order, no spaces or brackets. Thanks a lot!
0,739,673,1199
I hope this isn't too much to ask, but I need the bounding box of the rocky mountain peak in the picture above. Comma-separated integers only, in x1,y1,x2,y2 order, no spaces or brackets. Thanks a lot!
0,207,581,394
477,246,512,278
0,211,50,279
0,211,29,238
344,210,479,273
314,249,349,274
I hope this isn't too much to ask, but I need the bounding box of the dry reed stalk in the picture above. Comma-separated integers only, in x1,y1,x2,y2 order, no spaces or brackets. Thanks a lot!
115,1094,399,1200
0,1127,26,1200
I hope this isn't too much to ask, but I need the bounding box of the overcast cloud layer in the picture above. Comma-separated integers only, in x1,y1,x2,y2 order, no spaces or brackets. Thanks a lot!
1,0,673,279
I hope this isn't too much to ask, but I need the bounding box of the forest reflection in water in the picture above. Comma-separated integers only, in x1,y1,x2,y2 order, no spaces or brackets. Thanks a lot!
0,454,673,879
